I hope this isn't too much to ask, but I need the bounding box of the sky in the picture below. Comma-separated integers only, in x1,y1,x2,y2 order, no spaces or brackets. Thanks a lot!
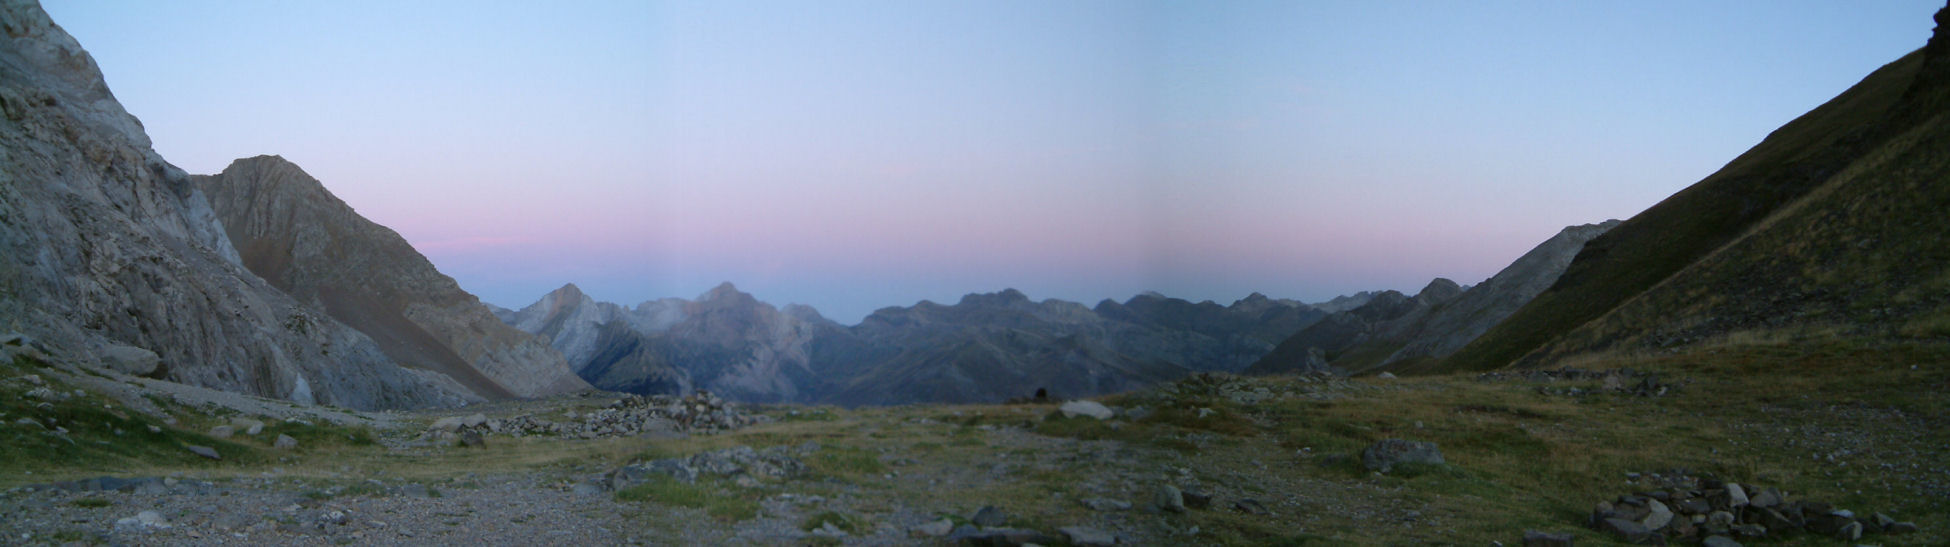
44,0,1944,324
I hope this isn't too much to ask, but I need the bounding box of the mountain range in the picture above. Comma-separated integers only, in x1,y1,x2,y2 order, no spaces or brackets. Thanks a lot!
499,283,1331,405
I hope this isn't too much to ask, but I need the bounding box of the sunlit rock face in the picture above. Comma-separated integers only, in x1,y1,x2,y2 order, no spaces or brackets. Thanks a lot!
0,0,475,409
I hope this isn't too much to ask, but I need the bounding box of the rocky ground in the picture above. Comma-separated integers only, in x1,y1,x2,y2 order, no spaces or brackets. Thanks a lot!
2,340,1946,545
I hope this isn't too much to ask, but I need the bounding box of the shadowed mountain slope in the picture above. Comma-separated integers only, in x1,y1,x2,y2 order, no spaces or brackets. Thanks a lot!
194,156,588,399
1444,6,1950,371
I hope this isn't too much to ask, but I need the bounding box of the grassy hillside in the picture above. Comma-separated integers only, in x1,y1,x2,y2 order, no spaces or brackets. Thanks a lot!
5,339,1944,544
1442,47,1931,372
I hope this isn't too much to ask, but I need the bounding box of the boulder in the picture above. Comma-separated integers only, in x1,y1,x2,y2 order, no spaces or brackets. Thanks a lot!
273,434,298,449
99,345,160,376
1155,484,1186,513
1599,517,1655,544
1181,489,1212,510
1361,439,1444,473
1059,400,1114,420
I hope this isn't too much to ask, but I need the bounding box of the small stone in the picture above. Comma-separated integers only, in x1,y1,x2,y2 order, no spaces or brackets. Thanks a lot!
1835,521,1861,541
459,430,484,447
1522,529,1574,547
1733,523,1766,537
186,445,220,460
1058,400,1114,420
970,505,1006,527
19,374,43,386
1376,372,1397,379
1749,488,1781,508
273,434,298,449
1058,525,1116,546
231,418,264,436
1155,485,1186,513
14,417,43,429
1641,499,1674,531
1700,535,1741,547
1870,512,1896,529
1887,521,1918,534
146,425,162,434
1181,489,1212,510
207,425,234,439
1723,483,1749,508
1599,518,1653,543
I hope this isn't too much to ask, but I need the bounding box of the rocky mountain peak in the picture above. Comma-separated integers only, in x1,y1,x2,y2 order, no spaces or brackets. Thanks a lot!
1415,278,1464,304
698,281,745,302
958,288,1031,307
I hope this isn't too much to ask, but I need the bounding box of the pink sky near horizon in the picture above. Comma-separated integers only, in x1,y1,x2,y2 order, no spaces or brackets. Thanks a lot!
42,0,1943,322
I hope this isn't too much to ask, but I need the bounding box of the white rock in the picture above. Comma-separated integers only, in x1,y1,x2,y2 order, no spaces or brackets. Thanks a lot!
1059,400,1114,420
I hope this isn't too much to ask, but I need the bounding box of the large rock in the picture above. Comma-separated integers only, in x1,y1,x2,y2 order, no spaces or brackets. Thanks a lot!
0,0,477,410
1058,400,1114,420
99,344,160,376
194,156,589,399
1360,439,1444,473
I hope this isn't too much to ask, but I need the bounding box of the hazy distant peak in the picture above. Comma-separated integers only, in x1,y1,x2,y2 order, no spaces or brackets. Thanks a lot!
958,288,1030,307
697,281,750,302
550,282,585,300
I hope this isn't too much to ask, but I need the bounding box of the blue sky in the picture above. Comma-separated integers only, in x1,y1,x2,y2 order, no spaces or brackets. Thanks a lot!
43,0,1944,323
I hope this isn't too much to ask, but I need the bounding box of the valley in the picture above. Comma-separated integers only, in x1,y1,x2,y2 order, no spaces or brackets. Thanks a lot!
3,0,1949,545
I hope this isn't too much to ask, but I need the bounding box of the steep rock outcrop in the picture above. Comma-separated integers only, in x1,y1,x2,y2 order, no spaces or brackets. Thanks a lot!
194,156,588,398
1371,220,1620,372
0,0,472,409
1243,280,1459,376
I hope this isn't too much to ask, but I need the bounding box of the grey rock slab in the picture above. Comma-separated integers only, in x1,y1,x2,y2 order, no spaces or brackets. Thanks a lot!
1360,438,1444,473
100,344,160,376
186,445,221,460
273,434,298,449
1058,400,1114,420
207,425,234,439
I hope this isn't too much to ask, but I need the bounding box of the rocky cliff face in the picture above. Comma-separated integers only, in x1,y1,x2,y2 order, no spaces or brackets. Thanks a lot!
194,156,588,399
0,0,473,409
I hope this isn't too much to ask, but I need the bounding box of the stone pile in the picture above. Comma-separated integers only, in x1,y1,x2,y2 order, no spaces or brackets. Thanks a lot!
1476,367,1681,397
424,391,764,442
1587,472,1918,544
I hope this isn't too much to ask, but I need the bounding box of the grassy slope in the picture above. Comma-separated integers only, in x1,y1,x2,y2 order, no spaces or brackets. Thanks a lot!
8,341,1944,545
1441,50,1924,372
